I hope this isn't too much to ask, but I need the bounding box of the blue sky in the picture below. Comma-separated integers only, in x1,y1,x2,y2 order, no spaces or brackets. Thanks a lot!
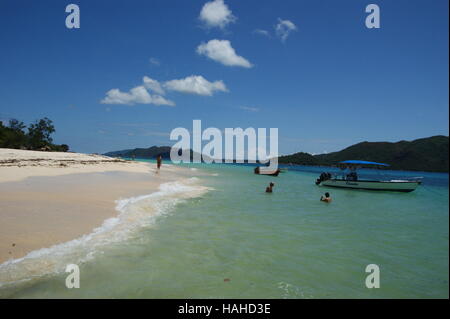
0,0,448,155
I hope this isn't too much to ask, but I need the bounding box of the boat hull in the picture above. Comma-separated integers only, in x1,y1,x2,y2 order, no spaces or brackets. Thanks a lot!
319,179,420,192
254,167,280,176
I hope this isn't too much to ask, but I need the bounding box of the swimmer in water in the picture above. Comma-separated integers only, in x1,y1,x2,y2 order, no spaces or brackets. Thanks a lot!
320,192,332,203
266,182,275,193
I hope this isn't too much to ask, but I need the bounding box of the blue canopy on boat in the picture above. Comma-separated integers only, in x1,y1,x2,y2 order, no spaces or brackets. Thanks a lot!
339,160,390,167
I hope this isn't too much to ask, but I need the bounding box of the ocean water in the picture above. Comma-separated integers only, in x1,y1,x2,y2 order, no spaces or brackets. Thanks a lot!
0,162,448,298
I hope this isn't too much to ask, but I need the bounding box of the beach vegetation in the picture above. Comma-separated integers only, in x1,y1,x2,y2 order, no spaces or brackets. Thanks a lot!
0,117,69,152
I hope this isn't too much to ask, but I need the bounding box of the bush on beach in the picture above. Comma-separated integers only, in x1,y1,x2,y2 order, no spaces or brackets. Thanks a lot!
0,117,69,152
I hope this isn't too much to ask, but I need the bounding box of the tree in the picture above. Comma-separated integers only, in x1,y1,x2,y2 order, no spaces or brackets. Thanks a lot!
27,117,55,149
0,119,27,148
9,119,26,133
1,117,69,152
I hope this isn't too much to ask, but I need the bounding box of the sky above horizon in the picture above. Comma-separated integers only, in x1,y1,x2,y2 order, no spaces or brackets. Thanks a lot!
0,0,448,155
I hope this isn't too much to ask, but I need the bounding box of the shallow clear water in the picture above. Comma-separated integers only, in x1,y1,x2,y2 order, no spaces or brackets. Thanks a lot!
1,162,448,298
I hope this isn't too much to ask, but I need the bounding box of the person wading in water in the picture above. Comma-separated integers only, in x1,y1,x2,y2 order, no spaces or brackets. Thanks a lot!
320,192,332,203
265,182,275,193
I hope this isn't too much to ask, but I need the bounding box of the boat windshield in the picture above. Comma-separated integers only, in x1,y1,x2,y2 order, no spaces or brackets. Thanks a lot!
337,167,359,181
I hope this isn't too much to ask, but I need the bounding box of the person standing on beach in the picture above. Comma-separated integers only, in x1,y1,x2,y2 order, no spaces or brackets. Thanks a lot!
156,155,162,171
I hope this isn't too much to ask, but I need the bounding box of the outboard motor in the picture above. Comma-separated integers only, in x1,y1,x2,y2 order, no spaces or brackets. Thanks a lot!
316,172,331,185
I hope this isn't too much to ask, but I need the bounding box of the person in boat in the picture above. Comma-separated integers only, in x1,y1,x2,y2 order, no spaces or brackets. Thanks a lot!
156,155,162,171
320,192,332,203
346,171,358,181
266,182,275,193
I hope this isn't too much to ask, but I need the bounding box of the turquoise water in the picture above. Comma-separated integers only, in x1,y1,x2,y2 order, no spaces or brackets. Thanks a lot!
1,162,448,298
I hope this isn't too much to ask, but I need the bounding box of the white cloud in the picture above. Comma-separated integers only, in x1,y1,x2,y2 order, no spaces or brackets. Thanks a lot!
253,29,270,37
240,106,260,112
151,94,175,105
143,76,165,95
275,18,297,42
164,75,228,96
197,39,252,68
101,85,175,106
199,0,236,29
102,73,227,105
149,57,160,66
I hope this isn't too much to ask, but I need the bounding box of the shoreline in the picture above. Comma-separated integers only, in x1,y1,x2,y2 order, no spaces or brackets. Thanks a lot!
0,149,202,266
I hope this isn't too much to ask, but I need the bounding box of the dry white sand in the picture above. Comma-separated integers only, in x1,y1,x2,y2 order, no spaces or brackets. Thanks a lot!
0,148,152,183
0,148,194,264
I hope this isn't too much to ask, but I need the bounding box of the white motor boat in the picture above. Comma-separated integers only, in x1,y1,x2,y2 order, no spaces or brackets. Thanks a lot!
315,160,422,192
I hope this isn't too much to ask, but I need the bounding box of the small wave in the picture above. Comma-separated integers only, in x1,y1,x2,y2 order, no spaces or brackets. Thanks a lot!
277,281,313,299
0,178,209,289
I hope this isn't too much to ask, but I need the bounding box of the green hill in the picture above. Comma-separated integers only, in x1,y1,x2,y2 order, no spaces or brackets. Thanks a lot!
279,136,449,172
276,152,319,166
104,146,172,159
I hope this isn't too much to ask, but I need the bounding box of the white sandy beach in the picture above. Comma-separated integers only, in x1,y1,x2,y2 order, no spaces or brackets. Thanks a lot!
0,148,195,264
0,148,152,183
